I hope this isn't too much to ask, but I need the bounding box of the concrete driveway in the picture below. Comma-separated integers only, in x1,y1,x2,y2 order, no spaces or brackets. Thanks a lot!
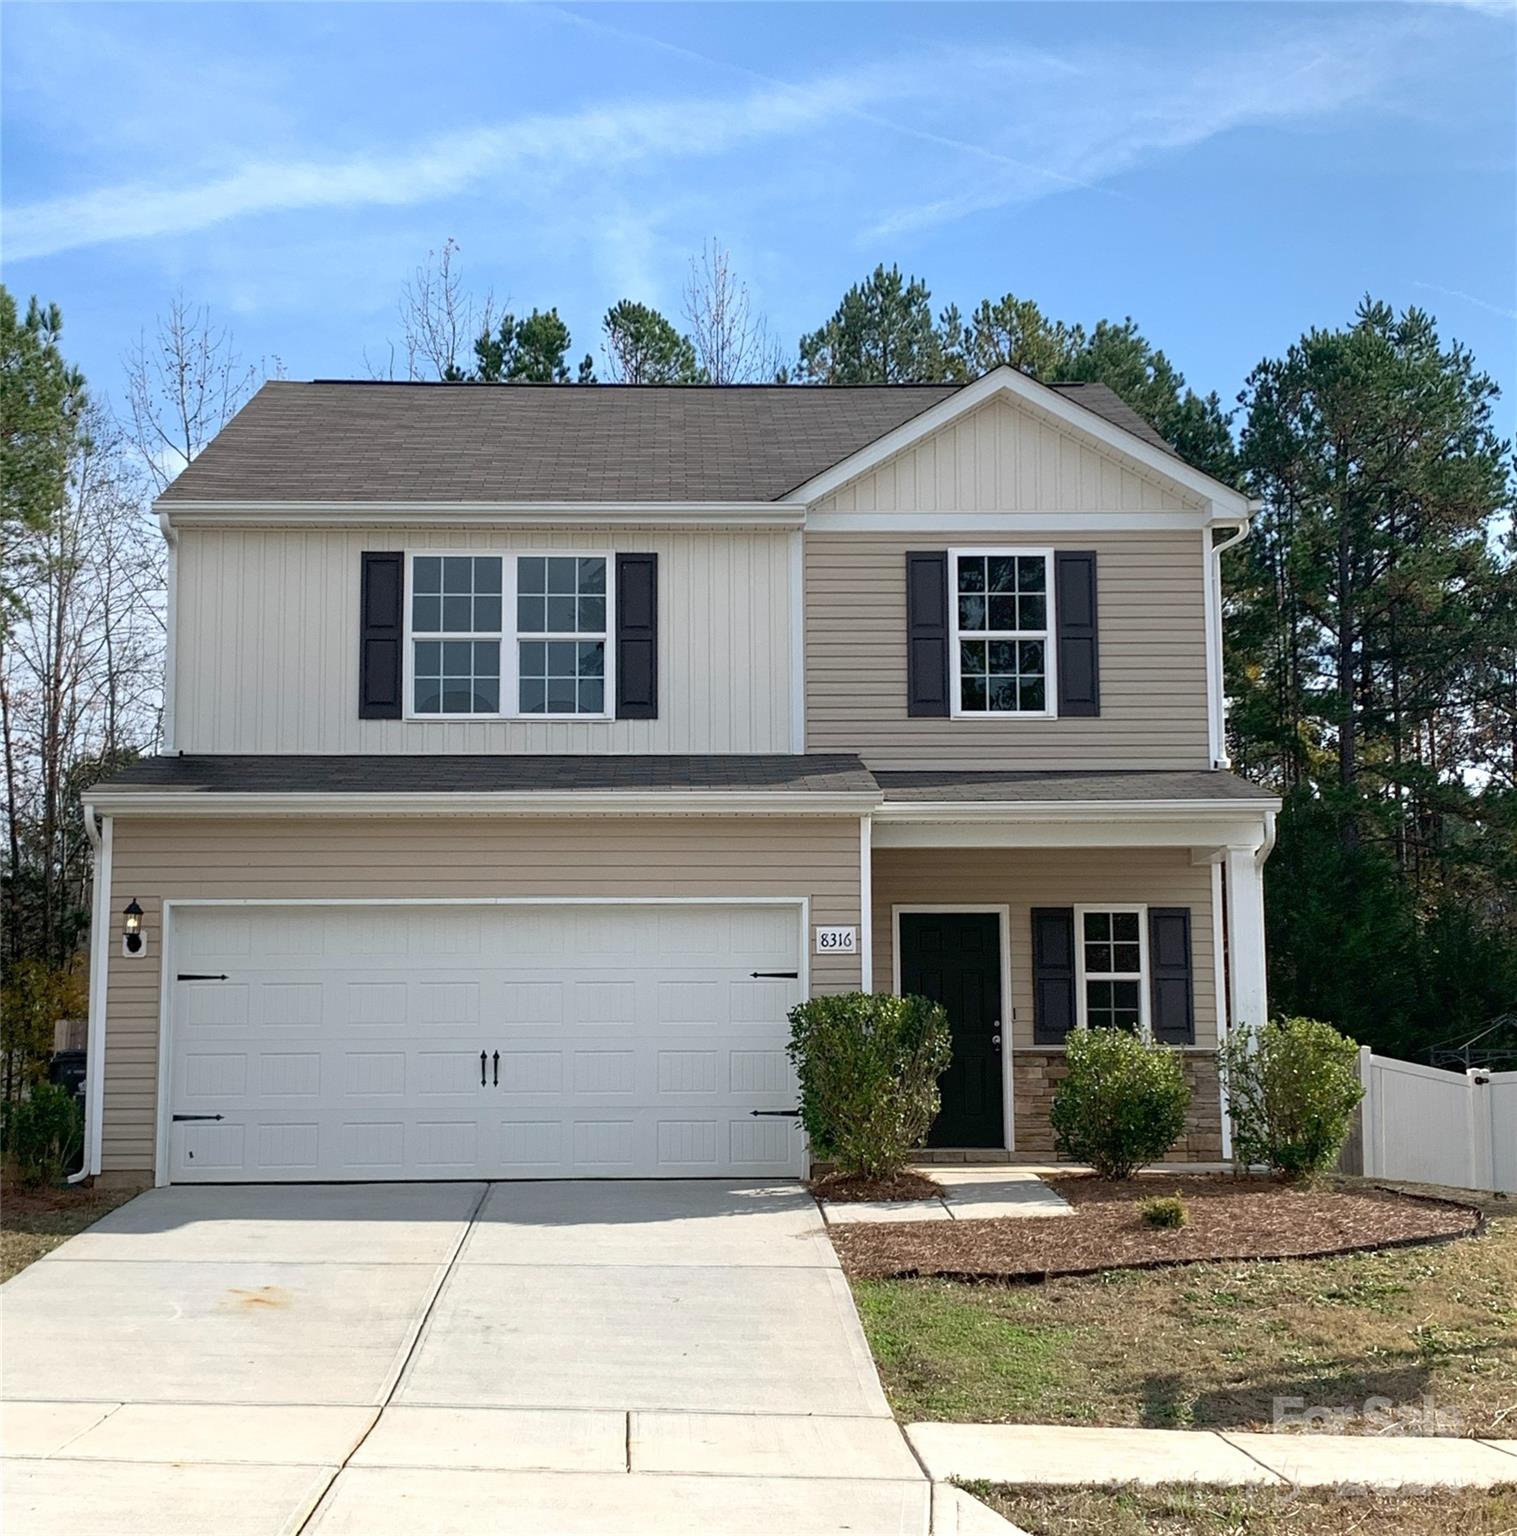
1,1180,928,1534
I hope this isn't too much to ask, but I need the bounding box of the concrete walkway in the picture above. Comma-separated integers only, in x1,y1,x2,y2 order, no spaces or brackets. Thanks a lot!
908,1421,1517,1489
820,1168,1074,1226
2,1180,948,1535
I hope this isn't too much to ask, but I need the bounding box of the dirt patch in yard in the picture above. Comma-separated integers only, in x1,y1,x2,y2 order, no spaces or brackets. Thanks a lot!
970,1482,1517,1536
832,1175,1479,1282
1,1180,140,1282
809,1170,944,1202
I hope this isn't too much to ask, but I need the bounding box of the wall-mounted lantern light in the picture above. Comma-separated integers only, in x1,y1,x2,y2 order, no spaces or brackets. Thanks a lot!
122,898,147,958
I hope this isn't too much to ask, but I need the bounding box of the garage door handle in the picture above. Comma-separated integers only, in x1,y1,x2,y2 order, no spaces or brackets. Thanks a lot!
480,1051,487,1086
492,1051,499,1087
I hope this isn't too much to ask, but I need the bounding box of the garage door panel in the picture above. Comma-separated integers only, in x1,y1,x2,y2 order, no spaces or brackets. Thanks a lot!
167,903,804,1182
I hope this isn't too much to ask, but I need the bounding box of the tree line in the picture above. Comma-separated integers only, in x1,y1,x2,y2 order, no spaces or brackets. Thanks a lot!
2,242,1512,1099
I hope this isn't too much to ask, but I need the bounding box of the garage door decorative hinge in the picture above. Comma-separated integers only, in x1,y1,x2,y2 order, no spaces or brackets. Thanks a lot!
172,1113,224,1122
176,973,229,981
748,1109,801,1118
750,970,799,979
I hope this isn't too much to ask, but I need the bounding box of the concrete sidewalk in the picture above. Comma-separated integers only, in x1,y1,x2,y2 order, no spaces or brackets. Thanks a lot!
908,1421,1517,1489
820,1168,1074,1226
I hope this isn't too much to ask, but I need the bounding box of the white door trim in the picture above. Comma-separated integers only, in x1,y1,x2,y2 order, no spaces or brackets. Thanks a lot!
891,903,1014,1152
154,894,811,1186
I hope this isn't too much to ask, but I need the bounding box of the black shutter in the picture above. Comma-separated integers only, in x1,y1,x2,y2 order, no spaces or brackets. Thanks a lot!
1148,907,1195,1044
359,552,404,719
615,553,658,719
906,551,950,717
1032,907,1077,1044
1055,550,1099,717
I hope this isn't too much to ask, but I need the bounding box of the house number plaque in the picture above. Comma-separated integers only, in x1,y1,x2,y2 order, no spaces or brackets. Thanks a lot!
814,925,858,955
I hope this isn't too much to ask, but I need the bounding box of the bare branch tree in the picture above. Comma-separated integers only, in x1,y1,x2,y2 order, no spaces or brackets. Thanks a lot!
122,295,261,493
366,238,493,381
681,239,787,384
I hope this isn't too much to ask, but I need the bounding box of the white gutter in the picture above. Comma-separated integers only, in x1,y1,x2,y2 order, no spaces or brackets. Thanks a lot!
874,796,1281,824
74,805,111,1182
82,789,886,819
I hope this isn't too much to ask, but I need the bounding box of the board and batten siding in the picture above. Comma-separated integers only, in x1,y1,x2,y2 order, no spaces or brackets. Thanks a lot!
807,529,1210,769
173,526,795,754
809,397,1203,516
99,816,862,1175
872,846,1218,1050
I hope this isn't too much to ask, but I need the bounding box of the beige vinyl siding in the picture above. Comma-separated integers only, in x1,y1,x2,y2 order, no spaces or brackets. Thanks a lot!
872,846,1218,1050
811,398,1202,516
806,529,1210,769
99,815,861,1174
173,526,794,754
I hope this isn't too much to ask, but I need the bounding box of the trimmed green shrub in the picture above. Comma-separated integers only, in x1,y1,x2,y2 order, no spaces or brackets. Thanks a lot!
4,1081,83,1185
1221,1016,1364,1180
1050,1028,1191,1179
1139,1193,1189,1229
786,992,952,1180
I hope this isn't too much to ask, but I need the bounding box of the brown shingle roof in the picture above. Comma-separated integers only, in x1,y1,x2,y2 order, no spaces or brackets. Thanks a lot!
89,753,879,797
159,379,1177,506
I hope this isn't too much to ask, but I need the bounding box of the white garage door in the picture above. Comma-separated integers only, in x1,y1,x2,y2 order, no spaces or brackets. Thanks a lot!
164,902,805,1182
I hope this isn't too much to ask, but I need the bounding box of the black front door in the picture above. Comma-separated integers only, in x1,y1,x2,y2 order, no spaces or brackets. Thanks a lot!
898,911,1004,1148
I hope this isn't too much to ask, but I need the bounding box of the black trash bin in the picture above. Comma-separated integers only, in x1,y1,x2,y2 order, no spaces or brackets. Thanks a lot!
48,1047,87,1099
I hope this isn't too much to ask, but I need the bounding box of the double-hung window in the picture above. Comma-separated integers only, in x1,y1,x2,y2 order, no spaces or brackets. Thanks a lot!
1075,906,1149,1035
411,556,503,715
515,556,607,716
950,549,1055,717
408,553,612,718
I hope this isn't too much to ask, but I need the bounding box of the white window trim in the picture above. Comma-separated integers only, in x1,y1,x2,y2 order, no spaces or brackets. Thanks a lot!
1073,902,1151,1038
403,550,616,722
947,546,1057,721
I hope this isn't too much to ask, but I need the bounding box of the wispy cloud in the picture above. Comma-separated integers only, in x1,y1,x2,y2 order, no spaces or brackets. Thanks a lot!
4,68,887,262
1413,281,1517,320
868,21,1416,238
4,12,1428,263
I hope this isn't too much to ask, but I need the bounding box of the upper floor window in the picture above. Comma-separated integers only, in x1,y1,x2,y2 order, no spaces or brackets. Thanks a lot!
950,549,1055,718
408,553,612,719
516,557,608,715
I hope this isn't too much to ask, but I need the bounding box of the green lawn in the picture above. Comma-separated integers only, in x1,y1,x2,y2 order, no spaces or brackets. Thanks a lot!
968,1483,1517,1536
851,1214,1517,1434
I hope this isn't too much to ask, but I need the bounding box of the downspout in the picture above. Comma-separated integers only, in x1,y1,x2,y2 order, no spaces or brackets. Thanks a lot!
158,509,178,754
71,803,108,1182
1206,510,1253,769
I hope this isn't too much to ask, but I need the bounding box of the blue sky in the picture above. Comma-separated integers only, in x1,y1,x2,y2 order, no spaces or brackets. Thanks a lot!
4,1,1514,423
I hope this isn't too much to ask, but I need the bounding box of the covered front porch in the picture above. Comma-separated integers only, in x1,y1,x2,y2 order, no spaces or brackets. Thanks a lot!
861,770,1279,1164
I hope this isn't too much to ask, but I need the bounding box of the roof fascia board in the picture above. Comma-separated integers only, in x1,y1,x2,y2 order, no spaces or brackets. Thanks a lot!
158,500,804,530
874,815,1275,851
806,509,1214,533
85,788,884,817
782,367,1250,515
874,797,1280,823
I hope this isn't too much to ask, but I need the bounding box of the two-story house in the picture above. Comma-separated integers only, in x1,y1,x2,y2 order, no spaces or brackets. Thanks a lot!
81,367,1277,1186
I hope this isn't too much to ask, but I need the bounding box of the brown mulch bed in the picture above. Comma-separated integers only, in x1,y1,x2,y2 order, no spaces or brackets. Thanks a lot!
1,1178,140,1282
809,1169,944,1202
831,1174,1481,1281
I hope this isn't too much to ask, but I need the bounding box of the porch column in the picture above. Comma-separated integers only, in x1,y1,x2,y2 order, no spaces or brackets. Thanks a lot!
859,814,873,992
1224,844,1269,1032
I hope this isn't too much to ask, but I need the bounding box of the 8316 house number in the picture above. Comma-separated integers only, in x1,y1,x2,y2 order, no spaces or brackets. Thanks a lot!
814,926,858,954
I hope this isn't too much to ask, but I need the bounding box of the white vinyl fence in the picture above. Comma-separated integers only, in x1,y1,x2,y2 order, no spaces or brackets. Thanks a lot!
1357,1048,1517,1193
